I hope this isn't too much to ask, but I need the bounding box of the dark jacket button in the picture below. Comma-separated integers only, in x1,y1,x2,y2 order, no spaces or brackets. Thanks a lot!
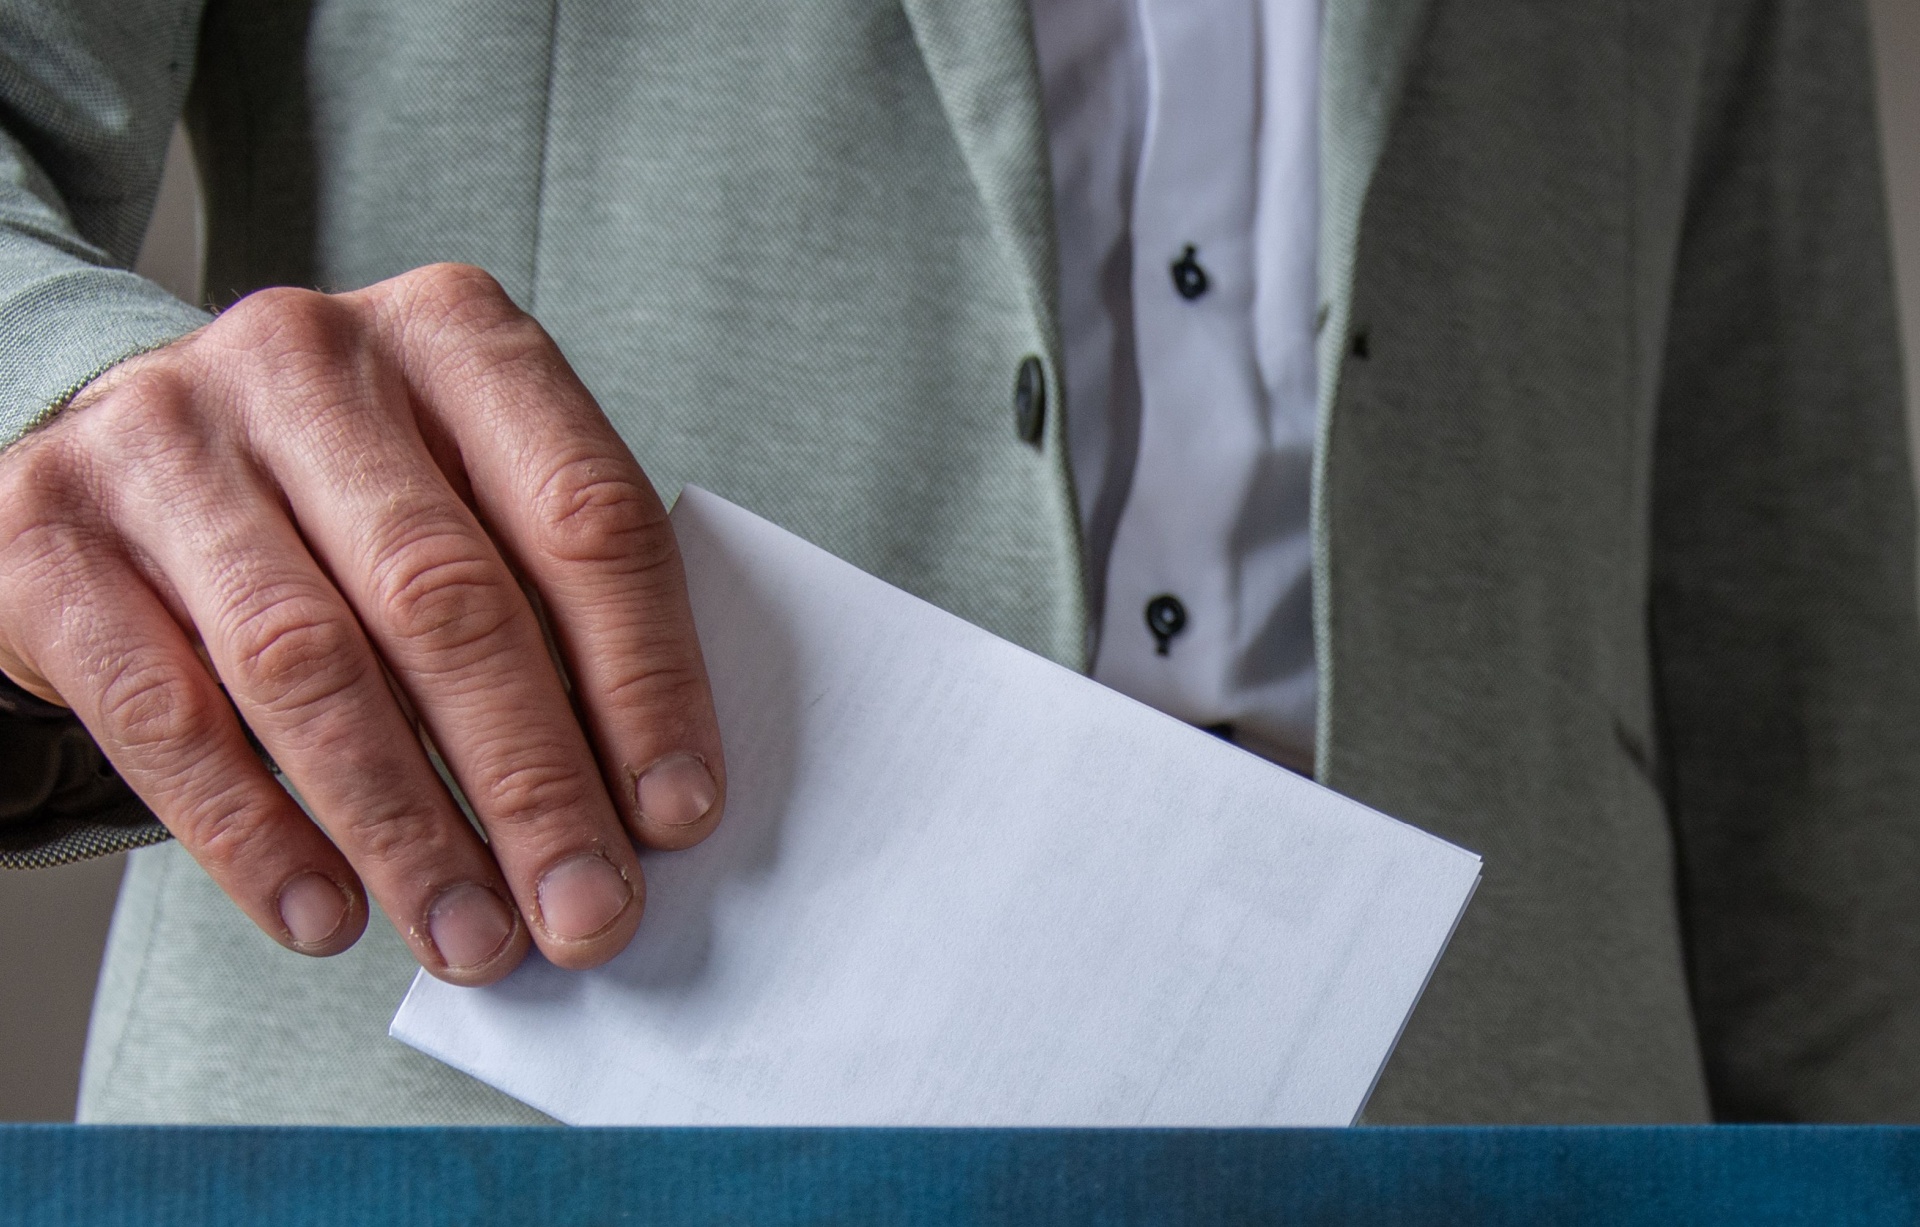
1171,245,1209,300
1013,355,1046,445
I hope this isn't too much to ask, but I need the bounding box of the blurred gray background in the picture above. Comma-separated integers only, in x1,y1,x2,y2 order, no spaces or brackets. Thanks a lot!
4,5,1920,1120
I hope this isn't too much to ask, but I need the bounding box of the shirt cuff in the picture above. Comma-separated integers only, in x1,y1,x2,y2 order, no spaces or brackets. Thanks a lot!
0,672,170,869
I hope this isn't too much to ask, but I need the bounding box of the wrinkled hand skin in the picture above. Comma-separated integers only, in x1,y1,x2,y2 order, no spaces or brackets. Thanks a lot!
0,264,726,985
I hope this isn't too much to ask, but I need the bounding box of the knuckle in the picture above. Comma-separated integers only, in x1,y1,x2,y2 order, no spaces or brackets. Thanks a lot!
476,752,592,830
95,650,223,762
274,717,452,862
84,365,207,468
216,288,367,389
407,262,511,307
328,780,440,863
63,344,198,428
0,438,84,543
529,455,667,566
13,348,214,501
402,264,524,337
100,361,198,422
370,519,515,659
335,808,418,866
603,659,708,716
222,590,366,714
174,782,281,872
218,286,335,349
470,316,562,385
403,265,550,364
34,356,232,508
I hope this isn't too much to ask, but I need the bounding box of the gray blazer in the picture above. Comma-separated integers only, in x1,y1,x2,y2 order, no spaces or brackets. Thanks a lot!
2,0,1916,1123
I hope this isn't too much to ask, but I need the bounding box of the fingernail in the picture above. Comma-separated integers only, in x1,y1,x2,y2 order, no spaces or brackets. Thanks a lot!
537,853,634,942
636,754,717,828
278,873,349,948
427,883,516,970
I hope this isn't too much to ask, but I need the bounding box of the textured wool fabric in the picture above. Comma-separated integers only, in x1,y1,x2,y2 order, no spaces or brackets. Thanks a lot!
0,0,1915,1124
1319,0,1920,1123
0,0,211,444
79,841,552,1124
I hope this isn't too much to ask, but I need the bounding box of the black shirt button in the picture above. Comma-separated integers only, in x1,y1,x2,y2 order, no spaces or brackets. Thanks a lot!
1145,594,1188,655
1170,245,1209,300
1013,355,1046,445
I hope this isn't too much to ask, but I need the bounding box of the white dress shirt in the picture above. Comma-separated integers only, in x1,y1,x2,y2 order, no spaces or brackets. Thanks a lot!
1031,0,1322,772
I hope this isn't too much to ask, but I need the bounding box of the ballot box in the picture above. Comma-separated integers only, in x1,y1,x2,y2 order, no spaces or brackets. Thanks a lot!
3,1126,1917,1225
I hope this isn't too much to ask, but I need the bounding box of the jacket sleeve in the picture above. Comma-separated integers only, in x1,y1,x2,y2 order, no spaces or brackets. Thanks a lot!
0,674,170,869
1652,0,1920,1120
0,0,212,864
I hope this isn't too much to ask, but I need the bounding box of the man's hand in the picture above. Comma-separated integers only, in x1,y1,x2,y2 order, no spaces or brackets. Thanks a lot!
0,264,725,985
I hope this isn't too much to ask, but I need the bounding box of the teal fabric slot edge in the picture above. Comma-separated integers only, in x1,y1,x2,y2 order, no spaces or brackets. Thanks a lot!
1,1125,1917,1226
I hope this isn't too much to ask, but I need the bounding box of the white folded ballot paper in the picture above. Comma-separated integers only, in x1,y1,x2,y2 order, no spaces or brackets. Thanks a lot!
391,487,1480,1126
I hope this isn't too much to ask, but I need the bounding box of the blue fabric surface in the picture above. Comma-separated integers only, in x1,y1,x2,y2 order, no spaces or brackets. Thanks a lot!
2,1126,1917,1225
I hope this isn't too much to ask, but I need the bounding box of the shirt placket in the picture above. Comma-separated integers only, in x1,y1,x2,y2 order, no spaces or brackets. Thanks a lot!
1094,0,1267,725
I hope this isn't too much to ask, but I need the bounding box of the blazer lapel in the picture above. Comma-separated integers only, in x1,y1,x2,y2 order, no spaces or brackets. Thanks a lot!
898,0,1060,343
901,0,1434,409
1317,0,1434,416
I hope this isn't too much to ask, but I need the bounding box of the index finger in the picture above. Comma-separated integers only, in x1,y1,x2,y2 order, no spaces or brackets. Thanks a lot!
370,265,726,851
